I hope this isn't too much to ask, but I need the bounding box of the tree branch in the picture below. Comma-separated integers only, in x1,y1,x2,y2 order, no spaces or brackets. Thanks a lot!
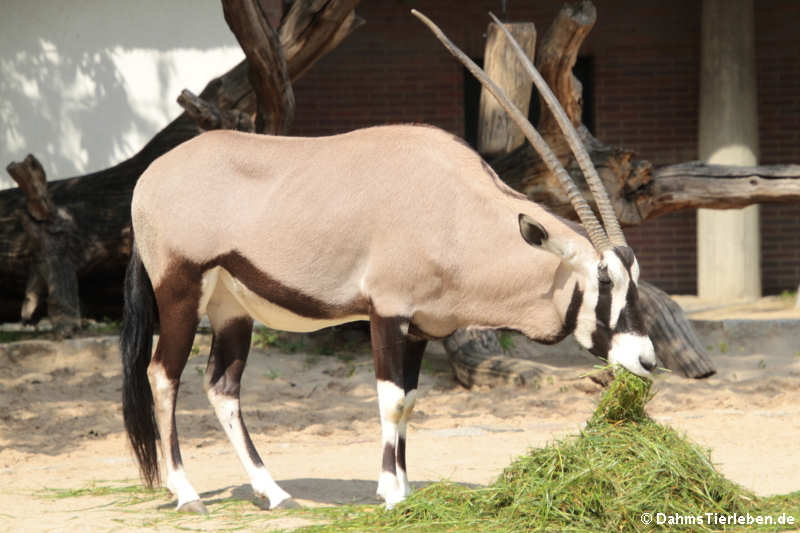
222,0,295,134
177,89,255,132
280,0,364,81
638,162,800,220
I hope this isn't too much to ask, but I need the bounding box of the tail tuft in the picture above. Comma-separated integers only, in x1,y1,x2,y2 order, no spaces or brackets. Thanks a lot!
120,243,160,487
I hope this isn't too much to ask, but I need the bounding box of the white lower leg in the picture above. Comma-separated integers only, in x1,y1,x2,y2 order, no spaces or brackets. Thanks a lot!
149,364,202,509
395,389,417,498
209,392,291,508
376,423,400,503
376,381,406,506
166,468,201,508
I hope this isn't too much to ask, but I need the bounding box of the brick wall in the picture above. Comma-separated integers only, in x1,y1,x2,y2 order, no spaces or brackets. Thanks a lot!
756,2,800,294
291,0,800,295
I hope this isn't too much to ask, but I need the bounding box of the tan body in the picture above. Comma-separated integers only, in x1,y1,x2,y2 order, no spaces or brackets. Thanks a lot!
133,125,591,340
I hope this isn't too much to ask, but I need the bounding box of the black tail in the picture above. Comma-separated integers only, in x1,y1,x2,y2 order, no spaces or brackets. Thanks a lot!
121,242,160,487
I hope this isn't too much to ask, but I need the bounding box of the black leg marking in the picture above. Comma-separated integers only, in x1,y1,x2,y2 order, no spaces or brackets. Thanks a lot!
241,412,265,468
403,339,427,393
397,436,407,473
382,443,397,475
169,414,183,468
371,315,408,384
206,317,253,397
205,316,265,468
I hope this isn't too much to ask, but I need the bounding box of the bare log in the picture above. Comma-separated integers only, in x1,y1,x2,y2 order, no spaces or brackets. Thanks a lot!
443,329,542,388
636,162,800,222
6,155,80,334
638,281,715,378
478,22,537,158
445,278,717,386
536,0,595,134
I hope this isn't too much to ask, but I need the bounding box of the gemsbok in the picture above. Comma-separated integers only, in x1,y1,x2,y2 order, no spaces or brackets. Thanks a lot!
121,10,657,512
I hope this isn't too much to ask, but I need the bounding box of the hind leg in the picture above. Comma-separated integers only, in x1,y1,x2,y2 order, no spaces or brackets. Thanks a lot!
204,283,292,509
148,280,204,512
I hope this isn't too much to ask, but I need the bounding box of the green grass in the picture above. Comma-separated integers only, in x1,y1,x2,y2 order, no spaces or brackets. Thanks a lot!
251,325,370,357
292,370,800,532
37,482,168,507
0,330,33,343
498,331,516,353
779,289,797,303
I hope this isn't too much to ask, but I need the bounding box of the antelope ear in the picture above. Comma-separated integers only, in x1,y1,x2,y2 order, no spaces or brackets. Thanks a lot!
518,214,548,246
518,213,581,268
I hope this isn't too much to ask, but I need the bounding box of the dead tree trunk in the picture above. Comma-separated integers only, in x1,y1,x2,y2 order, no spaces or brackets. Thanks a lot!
6,155,81,335
222,0,294,134
0,0,363,322
477,21,537,158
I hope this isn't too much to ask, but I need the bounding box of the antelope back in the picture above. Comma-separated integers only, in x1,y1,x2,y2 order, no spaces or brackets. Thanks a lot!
132,125,592,338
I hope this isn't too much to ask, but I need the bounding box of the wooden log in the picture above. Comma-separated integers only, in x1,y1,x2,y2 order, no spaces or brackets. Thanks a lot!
6,155,80,335
443,329,542,388
477,22,537,159
536,0,595,133
638,281,716,378
637,162,800,223
444,280,716,388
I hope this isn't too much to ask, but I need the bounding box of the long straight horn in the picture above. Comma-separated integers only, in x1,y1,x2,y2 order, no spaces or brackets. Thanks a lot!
411,9,612,252
487,12,627,247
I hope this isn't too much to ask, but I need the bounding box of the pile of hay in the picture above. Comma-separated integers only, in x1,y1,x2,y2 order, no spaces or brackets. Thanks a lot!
300,370,800,532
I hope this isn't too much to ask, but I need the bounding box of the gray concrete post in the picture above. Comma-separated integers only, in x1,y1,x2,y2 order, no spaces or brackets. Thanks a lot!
697,0,761,301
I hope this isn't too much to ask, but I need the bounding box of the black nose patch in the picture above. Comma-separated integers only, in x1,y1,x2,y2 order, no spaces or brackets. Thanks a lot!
639,356,656,372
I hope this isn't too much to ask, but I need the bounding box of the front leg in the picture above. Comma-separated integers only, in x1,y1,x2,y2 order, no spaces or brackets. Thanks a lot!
370,313,425,508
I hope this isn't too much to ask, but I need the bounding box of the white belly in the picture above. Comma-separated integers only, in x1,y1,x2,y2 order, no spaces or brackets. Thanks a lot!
200,267,368,333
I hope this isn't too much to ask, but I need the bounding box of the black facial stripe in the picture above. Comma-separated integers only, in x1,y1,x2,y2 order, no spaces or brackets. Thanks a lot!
612,246,636,270
536,282,583,345
615,281,647,335
611,246,647,335
590,272,612,358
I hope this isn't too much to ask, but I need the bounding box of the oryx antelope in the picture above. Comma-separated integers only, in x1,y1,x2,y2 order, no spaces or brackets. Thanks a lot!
121,10,656,512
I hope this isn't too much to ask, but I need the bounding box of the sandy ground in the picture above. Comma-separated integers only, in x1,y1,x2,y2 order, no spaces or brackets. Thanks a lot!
1,298,799,532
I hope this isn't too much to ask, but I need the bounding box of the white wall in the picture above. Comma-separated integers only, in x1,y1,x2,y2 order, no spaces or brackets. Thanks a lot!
0,0,245,189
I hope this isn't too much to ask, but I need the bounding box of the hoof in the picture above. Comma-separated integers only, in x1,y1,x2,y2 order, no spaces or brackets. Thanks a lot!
177,499,208,514
271,497,301,510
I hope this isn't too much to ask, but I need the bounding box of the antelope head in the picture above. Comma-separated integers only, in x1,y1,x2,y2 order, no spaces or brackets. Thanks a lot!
413,10,657,376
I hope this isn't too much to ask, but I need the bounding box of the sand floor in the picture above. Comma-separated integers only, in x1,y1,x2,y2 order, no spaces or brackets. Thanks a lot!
1,297,798,531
